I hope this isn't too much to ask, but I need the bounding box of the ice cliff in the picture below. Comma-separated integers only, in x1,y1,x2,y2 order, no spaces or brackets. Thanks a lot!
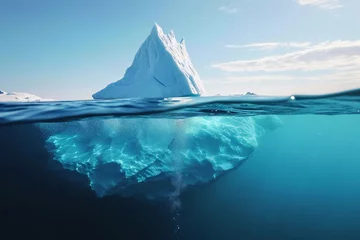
93,23,205,99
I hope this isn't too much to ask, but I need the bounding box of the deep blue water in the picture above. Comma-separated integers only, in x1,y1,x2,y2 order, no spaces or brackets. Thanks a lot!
179,115,360,239
2,90,360,240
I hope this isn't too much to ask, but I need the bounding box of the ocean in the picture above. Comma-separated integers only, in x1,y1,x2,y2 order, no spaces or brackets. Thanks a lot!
2,89,360,240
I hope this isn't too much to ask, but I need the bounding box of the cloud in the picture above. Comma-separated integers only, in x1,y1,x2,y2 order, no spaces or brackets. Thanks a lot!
219,70,360,84
296,0,343,9
212,40,360,72
210,40,360,95
204,69,360,96
206,77,359,96
219,5,238,14
225,42,311,50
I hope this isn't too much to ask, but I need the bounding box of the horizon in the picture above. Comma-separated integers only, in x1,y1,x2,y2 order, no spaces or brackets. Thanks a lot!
1,0,359,100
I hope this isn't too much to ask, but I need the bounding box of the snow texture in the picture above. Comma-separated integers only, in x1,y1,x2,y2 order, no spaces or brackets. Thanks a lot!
93,23,205,99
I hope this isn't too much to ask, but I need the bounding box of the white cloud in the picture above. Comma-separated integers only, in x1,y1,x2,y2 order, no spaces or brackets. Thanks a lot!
212,40,360,72
210,40,360,95
297,0,343,9
204,70,360,95
218,70,360,84
226,42,311,50
219,5,238,14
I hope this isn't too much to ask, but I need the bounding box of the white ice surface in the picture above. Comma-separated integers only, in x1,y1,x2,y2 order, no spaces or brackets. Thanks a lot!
93,23,205,99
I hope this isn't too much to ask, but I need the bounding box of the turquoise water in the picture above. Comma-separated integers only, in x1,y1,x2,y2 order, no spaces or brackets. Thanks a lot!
179,115,360,239
1,89,360,239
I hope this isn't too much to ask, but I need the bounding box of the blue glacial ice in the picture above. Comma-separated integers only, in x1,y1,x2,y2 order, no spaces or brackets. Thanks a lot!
39,116,282,200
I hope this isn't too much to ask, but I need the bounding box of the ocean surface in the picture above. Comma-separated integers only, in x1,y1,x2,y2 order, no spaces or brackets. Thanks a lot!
2,89,360,240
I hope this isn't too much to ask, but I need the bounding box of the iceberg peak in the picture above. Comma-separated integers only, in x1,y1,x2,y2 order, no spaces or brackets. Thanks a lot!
151,22,163,36
93,23,206,99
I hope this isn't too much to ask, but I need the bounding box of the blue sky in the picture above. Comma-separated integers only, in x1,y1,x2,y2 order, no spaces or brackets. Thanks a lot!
1,0,359,100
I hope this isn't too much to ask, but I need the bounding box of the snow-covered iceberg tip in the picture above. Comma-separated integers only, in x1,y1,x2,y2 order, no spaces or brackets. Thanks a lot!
93,23,206,99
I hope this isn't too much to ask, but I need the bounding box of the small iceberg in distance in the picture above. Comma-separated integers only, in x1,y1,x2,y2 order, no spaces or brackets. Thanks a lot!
0,90,49,102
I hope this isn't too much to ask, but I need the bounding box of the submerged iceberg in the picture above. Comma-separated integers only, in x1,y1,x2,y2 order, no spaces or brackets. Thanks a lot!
40,116,281,200
93,23,205,99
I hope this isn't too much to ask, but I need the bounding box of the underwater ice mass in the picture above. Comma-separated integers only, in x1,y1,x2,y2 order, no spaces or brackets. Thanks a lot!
39,116,281,199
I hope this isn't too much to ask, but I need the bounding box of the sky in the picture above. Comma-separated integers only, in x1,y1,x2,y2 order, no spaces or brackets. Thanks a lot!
1,0,359,100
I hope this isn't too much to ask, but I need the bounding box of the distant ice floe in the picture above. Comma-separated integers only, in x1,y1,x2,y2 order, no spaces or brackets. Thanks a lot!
0,91,51,102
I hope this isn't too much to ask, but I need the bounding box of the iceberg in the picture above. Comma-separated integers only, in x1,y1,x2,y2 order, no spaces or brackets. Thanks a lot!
0,91,48,102
93,23,206,99
37,23,282,201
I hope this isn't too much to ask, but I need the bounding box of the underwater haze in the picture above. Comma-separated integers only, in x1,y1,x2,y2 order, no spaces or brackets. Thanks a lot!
2,90,360,240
